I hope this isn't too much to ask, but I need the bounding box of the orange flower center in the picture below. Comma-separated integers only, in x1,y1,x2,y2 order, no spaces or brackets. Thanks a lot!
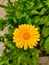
23,32,31,40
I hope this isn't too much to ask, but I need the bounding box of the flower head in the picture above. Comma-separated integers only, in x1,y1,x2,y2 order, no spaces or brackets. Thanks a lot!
13,24,40,50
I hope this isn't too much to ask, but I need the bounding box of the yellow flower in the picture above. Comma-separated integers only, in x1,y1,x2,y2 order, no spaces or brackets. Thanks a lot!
13,24,40,50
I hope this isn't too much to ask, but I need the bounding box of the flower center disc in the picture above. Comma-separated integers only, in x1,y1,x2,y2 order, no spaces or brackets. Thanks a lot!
23,32,31,40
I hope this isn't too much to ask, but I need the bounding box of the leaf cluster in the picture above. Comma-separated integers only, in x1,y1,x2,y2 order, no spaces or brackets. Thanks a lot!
0,0,49,65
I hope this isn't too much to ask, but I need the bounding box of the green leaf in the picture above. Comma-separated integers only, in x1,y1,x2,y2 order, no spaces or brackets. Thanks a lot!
45,22,49,26
7,0,13,8
31,10,39,15
42,26,49,37
33,16,40,24
45,37,49,53
31,49,40,65
8,26,14,36
39,8,47,15
44,0,49,7
40,37,45,51
16,11,23,19
32,49,40,60
26,1,34,10
39,16,49,25
0,18,3,30
26,19,32,24
5,40,15,50
13,17,17,23
35,3,43,10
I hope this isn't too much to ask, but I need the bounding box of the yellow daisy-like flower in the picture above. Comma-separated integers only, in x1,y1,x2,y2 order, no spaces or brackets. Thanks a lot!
13,24,40,50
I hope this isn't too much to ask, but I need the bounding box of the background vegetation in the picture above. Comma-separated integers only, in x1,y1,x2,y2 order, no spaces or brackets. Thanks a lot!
0,0,49,65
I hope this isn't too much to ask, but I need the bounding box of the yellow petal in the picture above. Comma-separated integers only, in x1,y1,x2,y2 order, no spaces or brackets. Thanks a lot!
13,24,40,50
28,41,33,49
18,42,24,48
24,42,28,50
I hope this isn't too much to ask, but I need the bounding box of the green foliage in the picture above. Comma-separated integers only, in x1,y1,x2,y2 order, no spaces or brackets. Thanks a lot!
0,48,39,65
0,0,49,65
0,18,3,30
42,26,49,38
40,37,45,51
45,37,49,53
